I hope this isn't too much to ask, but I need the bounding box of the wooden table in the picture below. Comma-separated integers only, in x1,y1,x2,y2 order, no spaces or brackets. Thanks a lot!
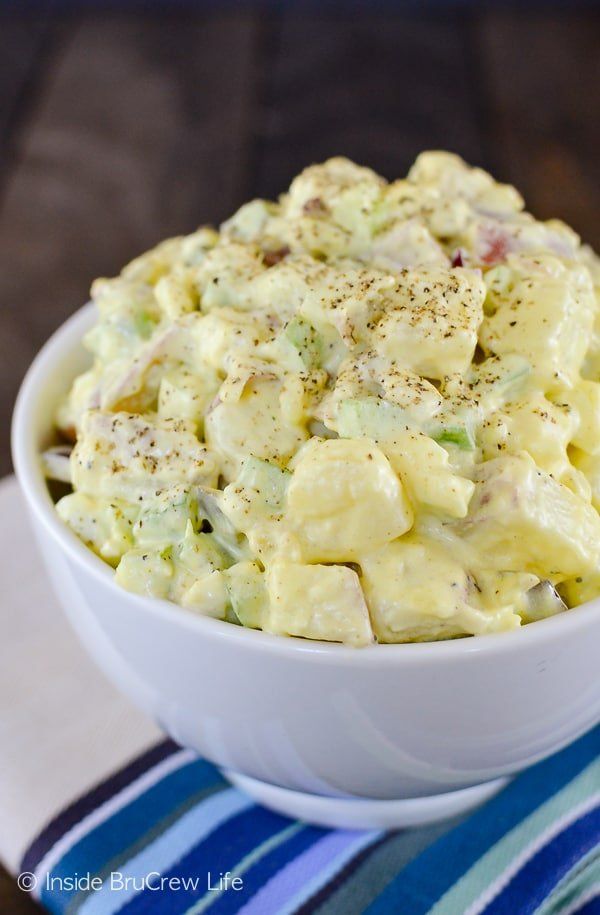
0,6,598,912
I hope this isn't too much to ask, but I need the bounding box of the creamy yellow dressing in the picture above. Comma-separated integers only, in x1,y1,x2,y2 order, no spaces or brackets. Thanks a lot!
51,152,600,645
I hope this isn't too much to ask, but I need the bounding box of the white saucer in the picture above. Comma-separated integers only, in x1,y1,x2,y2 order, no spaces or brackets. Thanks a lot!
222,770,509,830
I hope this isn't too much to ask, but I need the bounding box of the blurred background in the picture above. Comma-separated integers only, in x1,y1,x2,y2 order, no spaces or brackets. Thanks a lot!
0,3,598,910
1,5,599,480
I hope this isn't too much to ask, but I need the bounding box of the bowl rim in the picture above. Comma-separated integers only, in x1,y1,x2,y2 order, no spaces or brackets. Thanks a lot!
11,301,600,665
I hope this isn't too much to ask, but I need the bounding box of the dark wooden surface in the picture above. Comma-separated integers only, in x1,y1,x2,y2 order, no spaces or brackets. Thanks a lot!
0,7,598,912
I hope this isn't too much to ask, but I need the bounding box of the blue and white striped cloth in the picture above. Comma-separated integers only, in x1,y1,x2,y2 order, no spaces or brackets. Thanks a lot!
1,475,598,915
21,727,600,915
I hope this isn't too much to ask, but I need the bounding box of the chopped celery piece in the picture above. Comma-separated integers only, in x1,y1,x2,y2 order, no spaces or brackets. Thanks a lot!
285,317,323,369
336,397,410,441
133,310,157,339
133,487,197,547
431,426,475,450
237,457,291,512
224,561,269,629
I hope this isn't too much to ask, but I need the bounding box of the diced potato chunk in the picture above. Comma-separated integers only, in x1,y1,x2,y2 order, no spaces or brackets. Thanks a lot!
286,438,413,561
332,396,473,518
115,548,174,599
408,151,524,213
556,382,600,456
189,308,274,374
266,561,374,646
158,368,220,430
479,255,595,387
560,573,600,608
319,353,443,431
475,570,540,619
195,243,266,311
300,267,396,348
286,157,384,220
56,492,135,565
370,219,449,271
181,570,229,618
224,561,269,629
205,378,308,480
461,453,600,578
221,457,290,527
154,268,198,318
219,460,298,564
571,450,600,511
384,430,475,518
283,157,385,258
367,268,485,378
360,535,520,642
480,393,575,475
71,411,218,500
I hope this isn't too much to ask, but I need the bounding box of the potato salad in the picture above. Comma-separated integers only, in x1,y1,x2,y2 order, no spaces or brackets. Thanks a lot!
48,153,600,646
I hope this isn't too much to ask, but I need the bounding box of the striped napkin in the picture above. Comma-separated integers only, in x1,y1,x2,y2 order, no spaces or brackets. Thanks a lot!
1,475,599,915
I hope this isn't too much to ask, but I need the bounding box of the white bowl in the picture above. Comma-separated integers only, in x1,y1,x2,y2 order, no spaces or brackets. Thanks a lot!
11,303,600,829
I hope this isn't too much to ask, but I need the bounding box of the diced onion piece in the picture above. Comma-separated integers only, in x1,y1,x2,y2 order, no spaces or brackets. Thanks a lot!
525,581,567,622
196,487,250,562
41,446,73,484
